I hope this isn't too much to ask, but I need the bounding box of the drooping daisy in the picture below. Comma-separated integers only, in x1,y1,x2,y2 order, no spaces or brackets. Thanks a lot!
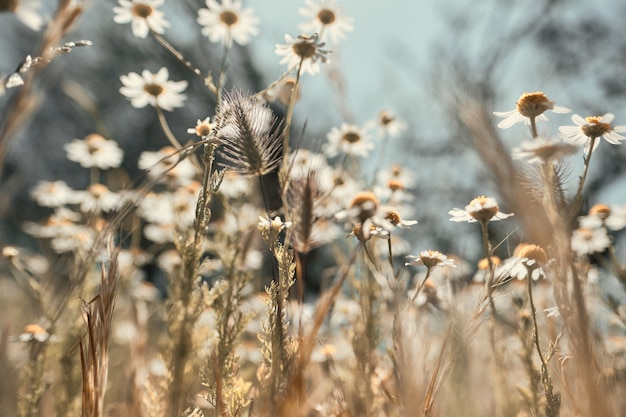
298,0,354,44
366,109,407,139
275,33,330,76
369,207,417,239
197,0,260,47
513,243,550,281
405,250,456,269
449,195,513,223
511,137,577,165
323,122,374,158
113,0,169,39
493,91,569,129
571,227,611,256
64,133,124,169
119,67,187,111
559,113,626,153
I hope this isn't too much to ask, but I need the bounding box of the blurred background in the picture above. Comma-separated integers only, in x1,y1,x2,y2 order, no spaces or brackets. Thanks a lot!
1,0,626,261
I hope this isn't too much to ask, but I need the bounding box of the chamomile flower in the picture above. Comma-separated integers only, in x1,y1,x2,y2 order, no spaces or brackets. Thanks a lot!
559,113,626,153
73,184,121,214
30,180,76,208
113,0,169,39
449,196,513,223
511,137,577,165
197,0,260,47
187,117,213,137
64,133,124,169
323,122,374,158
405,250,456,269
336,191,393,240
275,33,329,76
119,67,187,111
298,0,354,44
138,146,196,185
493,91,569,129
369,207,417,239
366,109,407,139
514,243,550,281
7,0,45,31
571,227,611,256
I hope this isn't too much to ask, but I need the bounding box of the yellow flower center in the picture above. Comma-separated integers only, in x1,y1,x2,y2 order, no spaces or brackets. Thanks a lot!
341,131,361,143
517,244,548,264
195,123,212,137
582,116,612,138
515,91,554,118
589,203,611,219
387,180,404,192
292,40,317,59
132,3,154,18
384,210,401,226
317,8,336,25
143,82,164,97
85,133,106,154
477,256,501,270
391,164,402,176
219,10,238,26
349,191,379,221
88,184,108,198
22,324,47,336
379,110,395,126
420,250,445,268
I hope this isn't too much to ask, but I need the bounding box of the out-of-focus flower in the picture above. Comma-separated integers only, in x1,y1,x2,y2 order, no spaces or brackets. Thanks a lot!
30,180,76,208
138,146,196,185
216,90,282,176
366,109,407,139
472,256,502,284
514,243,550,281
511,137,577,165
3,0,45,31
323,122,374,158
298,0,353,44
275,33,329,76
405,250,456,269
369,207,417,239
113,0,169,39
187,117,213,138
73,184,121,214
493,91,569,129
449,196,513,223
571,227,611,256
559,113,626,153
197,0,259,47
336,191,393,241
119,67,187,111
18,324,50,342
64,133,124,169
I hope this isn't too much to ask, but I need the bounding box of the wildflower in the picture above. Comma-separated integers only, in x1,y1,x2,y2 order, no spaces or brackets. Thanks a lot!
266,77,300,106
559,113,626,153
366,109,407,139
449,195,513,223
370,207,417,239
298,0,354,44
218,171,253,199
275,33,330,76
511,137,577,164
2,0,45,31
376,164,417,190
187,117,213,137
64,133,124,169
138,146,196,184
119,67,187,111
197,0,259,47
257,215,292,233
30,180,76,208
472,256,502,284
493,91,569,129
50,225,97,254
113,0,169,39
406,250,456,269
571,227,611,256
323,122,374,158
18,324,50,342
73,184,120,213
336,191,393,240
515,243,549,280
287,149,330,180
216,90,283,176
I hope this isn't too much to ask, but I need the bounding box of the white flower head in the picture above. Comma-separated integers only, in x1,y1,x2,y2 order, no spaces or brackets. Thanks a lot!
493,91,570,129
559,113,626,153
366,109,407,139
138,146,197,185
405,250,456,269
187,117,213,137
119,67,187,111
12,0,45,31
298,0,354,44
449,196,513,223
197,0,260,47
113,0,169,39
335,191,393,241
571,227,611,256
30,180,76,208
323,122,374,158
511,137,577,165
64,133,124,169
275,33,330,76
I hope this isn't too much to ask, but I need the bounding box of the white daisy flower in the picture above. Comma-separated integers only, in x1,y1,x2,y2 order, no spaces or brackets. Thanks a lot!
323,122,374,158
369,206,417,239
559,113,626,153
30,180,76,208
275,33,330,76
17,324,50,343
366,109,407,139
405,250,456,269
138,146,196,185
12,0,45,31
197,0,260,47
335,191,394,241
187,117,213,137
73,184,121,214
298,0,354,44
493,91,569,129
511,137,577,165
113,0,169,39
571,227,611,256
64,133,124,169
50,225,96,254
119,67,187,111
449,196,513,223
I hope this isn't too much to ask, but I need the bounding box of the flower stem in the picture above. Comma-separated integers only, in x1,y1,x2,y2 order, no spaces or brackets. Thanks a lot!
569,137,597,221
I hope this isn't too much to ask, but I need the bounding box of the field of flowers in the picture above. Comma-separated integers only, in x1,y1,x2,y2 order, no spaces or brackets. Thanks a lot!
1,1,626,416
